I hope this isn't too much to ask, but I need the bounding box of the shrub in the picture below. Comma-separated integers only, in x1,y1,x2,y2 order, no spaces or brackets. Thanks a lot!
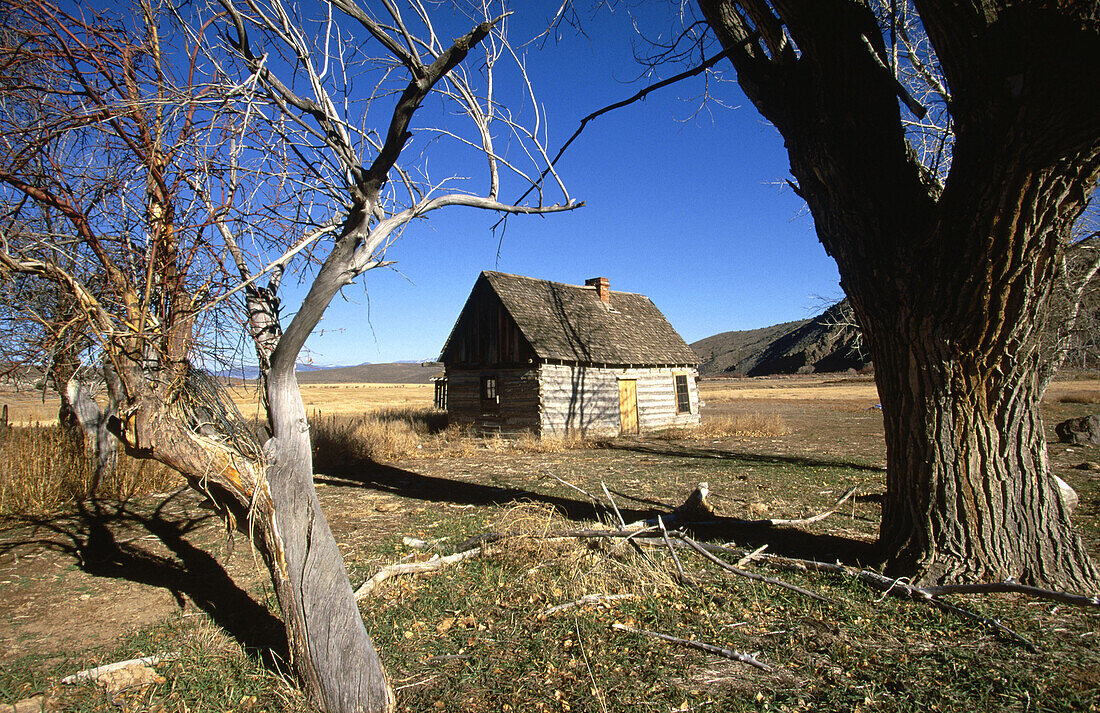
0,425,178,516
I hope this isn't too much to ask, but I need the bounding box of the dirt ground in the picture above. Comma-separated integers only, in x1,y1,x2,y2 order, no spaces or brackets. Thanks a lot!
1,376,1098,673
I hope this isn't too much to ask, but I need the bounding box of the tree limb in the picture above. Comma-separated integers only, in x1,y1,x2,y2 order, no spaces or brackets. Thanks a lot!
611,623,773,671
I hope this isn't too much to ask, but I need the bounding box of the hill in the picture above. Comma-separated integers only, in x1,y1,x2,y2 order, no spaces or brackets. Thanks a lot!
691,319,809,375
692,301,870,376
293,362,441,384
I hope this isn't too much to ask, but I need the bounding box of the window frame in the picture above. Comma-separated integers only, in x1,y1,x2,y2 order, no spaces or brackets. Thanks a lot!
480,374,499,406
674,373,691,414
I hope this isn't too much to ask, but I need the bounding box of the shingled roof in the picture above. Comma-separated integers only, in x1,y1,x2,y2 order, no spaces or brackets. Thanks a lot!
468,271,699,366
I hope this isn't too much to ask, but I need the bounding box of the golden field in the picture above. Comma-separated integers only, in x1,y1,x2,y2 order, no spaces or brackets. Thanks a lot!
0,382,435,425
2,375,1098,425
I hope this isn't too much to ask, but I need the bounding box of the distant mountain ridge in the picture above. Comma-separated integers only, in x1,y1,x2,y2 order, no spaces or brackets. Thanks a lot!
295,362,440,384
692,300,870,376
218,361,440,384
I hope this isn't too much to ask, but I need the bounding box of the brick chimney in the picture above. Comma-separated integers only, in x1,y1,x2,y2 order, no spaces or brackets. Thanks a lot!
586,277,610,304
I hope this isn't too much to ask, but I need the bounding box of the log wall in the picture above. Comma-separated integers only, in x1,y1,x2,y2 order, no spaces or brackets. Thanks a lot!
445,367,540,434
538,363,700,436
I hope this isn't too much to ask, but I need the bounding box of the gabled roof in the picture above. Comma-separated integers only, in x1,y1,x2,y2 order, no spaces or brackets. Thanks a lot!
442,271,699,366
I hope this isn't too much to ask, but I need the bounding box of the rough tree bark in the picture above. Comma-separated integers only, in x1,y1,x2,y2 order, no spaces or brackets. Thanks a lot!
697,0,1100,588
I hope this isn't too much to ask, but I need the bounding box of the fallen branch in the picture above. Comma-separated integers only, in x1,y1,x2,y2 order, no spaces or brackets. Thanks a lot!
630,482,719,529
544,471,607,515
540,593,635,618
856,571,1038,652
611,623,773,671
601,481,627,529
737,544,769,569
581,525,659,578
763,487,858,526
658,515,688,583
355,547,484,599
916,582,1100,609
679,535,833,604
61,653,180,684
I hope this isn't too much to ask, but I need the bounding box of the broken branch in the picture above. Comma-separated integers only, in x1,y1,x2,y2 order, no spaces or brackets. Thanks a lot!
540,593,635,618
355,546,484,599
679,534,833,603
611,623,773,671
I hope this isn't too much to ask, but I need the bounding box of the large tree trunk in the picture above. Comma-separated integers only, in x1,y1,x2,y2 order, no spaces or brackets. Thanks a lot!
846,145,1100,589
866,290,1097,587
697,0,1100,590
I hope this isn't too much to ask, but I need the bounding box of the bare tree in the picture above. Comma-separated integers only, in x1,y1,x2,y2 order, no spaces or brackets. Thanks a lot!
1041,196,1100,389
0,1,577,710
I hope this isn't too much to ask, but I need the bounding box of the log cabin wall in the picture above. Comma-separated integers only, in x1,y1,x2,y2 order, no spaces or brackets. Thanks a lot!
439,278,534,367
538,363,701,436
446,367,540,434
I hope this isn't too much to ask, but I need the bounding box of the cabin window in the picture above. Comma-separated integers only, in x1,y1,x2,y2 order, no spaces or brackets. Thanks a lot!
675,374,691,414
481,375,499,405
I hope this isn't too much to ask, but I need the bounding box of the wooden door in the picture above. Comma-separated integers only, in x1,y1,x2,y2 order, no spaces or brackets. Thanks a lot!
618,379,638,434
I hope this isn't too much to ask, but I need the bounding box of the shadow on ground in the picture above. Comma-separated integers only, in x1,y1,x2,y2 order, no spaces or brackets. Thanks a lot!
602,437,887,473
0,490,288,667
317,453,877,567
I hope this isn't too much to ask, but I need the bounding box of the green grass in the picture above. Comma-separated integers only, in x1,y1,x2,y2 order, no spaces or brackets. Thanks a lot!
353,505,1099,712
2,425,1098,712
4,501,1098,712
0,613,301,712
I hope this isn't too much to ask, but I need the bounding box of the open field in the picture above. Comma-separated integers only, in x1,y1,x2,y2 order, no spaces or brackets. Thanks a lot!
0,375,1098,712
5,374,1098,425
0,382,436,426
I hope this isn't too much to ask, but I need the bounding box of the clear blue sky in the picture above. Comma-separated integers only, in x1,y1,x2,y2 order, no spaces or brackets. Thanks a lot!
293,4,841,366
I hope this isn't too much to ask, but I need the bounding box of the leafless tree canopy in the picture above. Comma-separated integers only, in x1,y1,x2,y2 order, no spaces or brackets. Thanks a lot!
0,1,578,710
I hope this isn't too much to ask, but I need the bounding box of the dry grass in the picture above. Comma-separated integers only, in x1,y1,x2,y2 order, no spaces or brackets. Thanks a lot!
310,406,482,469
509,431,597,453
699,375,880,403
0,382,435,426
0,387,63,425
487,503,679,599
655,412,792,440
227,382,434,420
1058,391,1100,404
0,425,178,515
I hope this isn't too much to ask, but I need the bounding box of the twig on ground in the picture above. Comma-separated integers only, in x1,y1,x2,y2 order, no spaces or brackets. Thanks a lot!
544,470,607,515
856,571,1039,652
658,515,688,583
763,487,858,526
540,593,635,618
679,534,834,603
61,653,180,684
916,582,1100,608
601,481,627,529
611,623,773,671
737,544,769,568
355,547,484,599
402,536,450,550
582,526,659,577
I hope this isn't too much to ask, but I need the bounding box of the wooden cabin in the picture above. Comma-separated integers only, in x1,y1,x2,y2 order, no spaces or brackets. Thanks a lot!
438,271,701,436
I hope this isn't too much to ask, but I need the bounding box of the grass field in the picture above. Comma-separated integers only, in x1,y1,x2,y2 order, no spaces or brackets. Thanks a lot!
0,382,436,426
0,375,1097,712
